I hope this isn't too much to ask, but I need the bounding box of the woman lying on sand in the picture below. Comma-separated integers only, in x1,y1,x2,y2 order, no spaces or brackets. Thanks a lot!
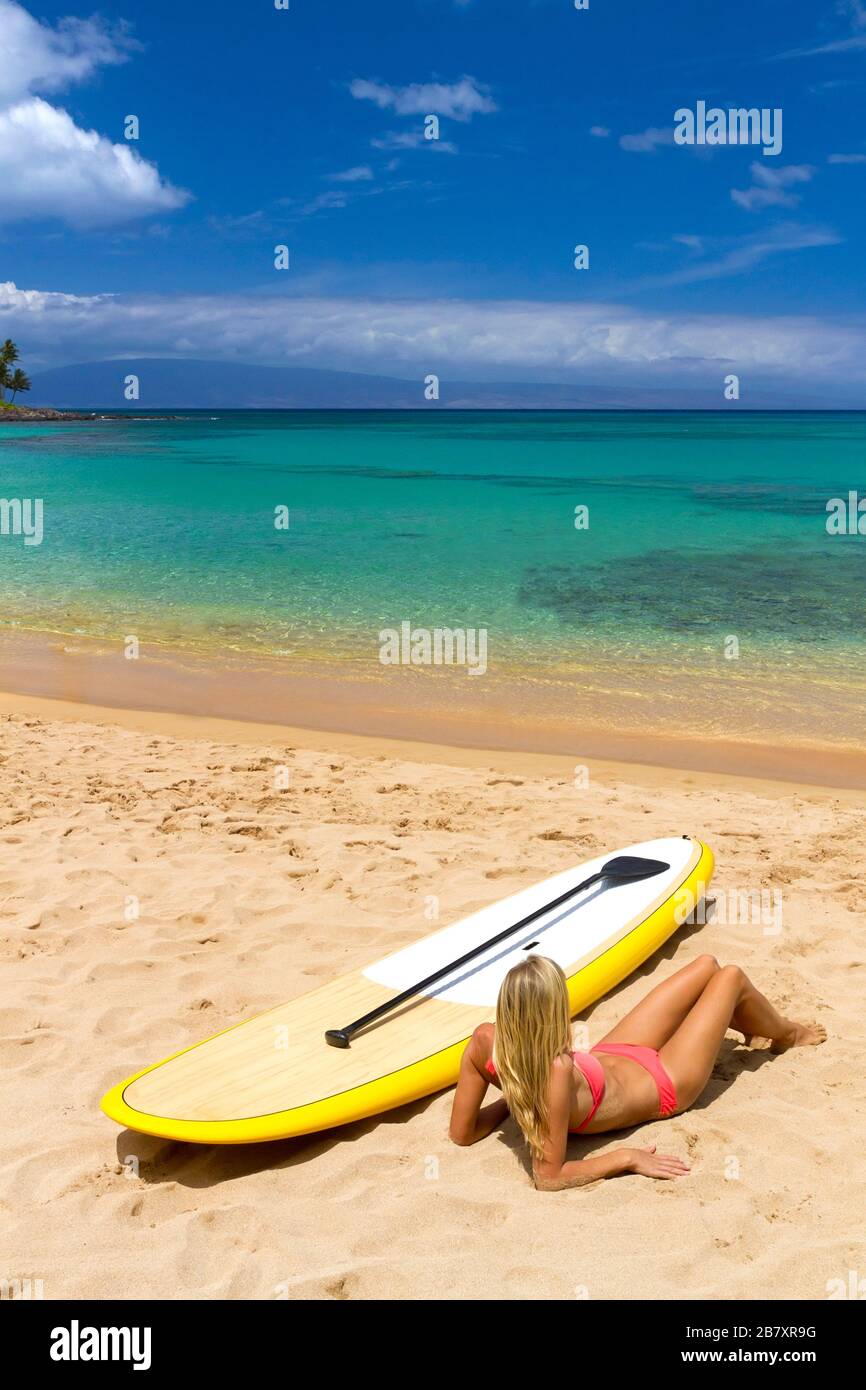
449,954,825,1189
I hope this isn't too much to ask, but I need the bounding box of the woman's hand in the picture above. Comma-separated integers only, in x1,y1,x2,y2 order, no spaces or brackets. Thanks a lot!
626,1144,690,1180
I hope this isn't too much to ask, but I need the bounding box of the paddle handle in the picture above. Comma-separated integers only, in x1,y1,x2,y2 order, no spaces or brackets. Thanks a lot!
324,869,603,1047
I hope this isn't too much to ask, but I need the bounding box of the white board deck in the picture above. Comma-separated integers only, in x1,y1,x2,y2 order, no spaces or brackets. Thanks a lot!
365,836,696,1004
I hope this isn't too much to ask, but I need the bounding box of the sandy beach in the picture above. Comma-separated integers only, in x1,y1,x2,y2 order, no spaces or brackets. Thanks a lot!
2,690,863,1301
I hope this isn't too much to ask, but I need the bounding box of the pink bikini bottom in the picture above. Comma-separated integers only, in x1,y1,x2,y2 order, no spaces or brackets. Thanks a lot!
592,1042,678,1120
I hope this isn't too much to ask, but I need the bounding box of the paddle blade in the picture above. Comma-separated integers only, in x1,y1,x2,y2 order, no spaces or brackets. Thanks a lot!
600,855,670,882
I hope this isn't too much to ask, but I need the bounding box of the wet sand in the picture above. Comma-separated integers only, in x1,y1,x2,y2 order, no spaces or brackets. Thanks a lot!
2,628,866,788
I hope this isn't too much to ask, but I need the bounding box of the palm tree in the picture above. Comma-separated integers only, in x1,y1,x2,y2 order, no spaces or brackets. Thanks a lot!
9,368,31,403
0,340,20,402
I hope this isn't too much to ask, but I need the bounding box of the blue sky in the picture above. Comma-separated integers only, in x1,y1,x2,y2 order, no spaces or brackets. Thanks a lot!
1,0,865,396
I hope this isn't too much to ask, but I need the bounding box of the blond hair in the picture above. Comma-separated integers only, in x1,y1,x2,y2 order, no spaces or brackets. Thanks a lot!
493,956,572,1160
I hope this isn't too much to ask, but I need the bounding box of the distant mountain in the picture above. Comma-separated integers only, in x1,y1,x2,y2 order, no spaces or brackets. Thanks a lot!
27,358,423,409
24,357,854,410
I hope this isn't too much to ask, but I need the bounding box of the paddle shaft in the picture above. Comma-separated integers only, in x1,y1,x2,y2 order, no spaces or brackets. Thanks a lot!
326,865,620,1047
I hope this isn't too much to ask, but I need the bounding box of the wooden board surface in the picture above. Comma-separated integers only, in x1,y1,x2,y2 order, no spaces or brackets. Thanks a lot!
124,971,491,1122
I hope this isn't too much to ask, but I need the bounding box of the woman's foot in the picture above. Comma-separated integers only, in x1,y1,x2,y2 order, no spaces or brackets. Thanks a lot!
745,1021,827,1052
773,1020,827,1053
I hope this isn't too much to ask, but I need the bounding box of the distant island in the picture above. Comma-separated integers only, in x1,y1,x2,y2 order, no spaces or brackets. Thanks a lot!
4,347,865,415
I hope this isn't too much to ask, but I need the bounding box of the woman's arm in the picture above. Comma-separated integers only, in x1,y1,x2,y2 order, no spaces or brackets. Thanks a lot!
534,1146,690,1190
449,1030,509,1145
534,1148,634,1190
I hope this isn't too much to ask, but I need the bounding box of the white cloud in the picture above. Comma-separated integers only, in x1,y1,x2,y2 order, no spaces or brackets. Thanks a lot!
790,34,866,54
632,223,838,288
775,2,866,56
619,126,674,153
0,98,189,227
371,130,458,153
0,0,136,105
731,162,815,211
207,209,270,237
0,0,187,227
839,0,866,25
751,164,815,187
589,125,610,138
0,280,111,311
372,130,423,149
3,279,863,390
673,234,704,250
828,152,866,163
300,190,352,215
328,165,374,182
349,76,497,122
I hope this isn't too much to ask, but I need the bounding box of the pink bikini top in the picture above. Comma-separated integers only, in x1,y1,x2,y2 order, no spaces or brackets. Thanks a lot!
485,1049,606,1133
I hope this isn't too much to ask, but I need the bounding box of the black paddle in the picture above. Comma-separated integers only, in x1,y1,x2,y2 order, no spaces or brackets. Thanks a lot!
324,854,670,1048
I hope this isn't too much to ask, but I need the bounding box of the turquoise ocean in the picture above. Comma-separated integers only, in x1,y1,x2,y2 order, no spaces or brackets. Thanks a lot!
1,410,864,748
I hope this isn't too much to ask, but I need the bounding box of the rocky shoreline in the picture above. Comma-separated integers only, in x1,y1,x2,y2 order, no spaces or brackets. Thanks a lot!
0,405,187,423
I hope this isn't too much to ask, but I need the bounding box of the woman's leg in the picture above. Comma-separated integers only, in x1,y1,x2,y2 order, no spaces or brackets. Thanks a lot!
660,965,826,1110
596,954,720,1049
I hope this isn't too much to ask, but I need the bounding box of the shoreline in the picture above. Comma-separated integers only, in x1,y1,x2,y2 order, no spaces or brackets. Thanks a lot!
4,626,866,790
0,406,188,423
2,628,865,787
3,683,865,803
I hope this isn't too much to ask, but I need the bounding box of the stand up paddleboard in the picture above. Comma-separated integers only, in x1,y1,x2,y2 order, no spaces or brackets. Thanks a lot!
101,835,713,1144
